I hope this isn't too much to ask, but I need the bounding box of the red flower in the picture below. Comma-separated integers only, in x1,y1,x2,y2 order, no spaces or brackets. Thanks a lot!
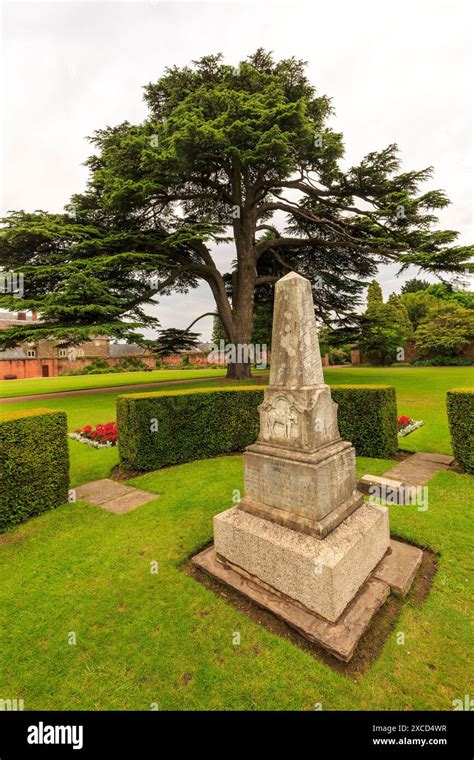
397,415,412,429
77,421,118,444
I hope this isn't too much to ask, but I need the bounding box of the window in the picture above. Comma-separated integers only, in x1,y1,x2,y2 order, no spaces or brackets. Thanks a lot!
27,349,36,358
58,348,68,358
76,349,85,358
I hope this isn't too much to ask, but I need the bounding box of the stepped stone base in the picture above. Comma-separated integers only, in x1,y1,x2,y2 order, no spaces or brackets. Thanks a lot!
213,502,390,623
192,537,422,662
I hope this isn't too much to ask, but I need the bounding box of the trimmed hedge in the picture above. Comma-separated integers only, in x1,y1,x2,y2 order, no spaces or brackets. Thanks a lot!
447,388,474,473
117,387,263,471
117,383,398,471
331,384,398,459
0,408,70,531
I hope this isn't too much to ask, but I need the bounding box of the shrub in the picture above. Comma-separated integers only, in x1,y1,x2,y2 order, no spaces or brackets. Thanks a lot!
412,357,474,367
117,383,398,470
0,408,69,531
117,387,263,471
82,359,114,374
414,304,474,358
115,356,147,372
447,388,474,473
331,385,398,458
329,346,350,365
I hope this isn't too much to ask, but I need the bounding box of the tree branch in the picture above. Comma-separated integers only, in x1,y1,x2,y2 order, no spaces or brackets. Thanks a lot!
184,312,218,331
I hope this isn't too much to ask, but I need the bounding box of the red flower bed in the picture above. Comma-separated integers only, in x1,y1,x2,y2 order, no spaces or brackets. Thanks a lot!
397,415,412,431
76,421,118,446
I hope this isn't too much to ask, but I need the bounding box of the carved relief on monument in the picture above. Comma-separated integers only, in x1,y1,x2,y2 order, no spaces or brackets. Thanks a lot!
260,396,300,442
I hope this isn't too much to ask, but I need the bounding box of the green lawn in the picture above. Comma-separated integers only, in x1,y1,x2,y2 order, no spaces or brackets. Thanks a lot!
0,456,471,710
323,366,473,456
0,368,226,398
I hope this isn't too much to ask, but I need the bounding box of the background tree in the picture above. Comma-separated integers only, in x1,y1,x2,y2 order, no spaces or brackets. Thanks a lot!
400,278,431,294
211,315,227,344
150,327,201,358
414,302,474,358
387,293,413,338
359,280,411,365
1,50,472,378
401,290,441,330
366,280,384,312
425,282,474,310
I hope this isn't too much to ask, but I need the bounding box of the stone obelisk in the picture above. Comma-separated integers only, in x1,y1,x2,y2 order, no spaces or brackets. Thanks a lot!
192,271,427,661
212,272,390,625
238,271,364,539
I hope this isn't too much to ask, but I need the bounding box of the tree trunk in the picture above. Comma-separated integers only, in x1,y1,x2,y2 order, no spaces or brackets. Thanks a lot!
224,176,258,380
226,360,252,380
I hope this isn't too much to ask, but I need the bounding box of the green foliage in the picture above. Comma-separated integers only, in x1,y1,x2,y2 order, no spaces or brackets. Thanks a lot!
329,346,350,364
425,283,474,310
117,383,398,470
366,280,384,312
412,357,474,366
82,359,112,374
115,356,148,372
447,388,474,473
401,290,439,330
212,315,227,344
0,409,69,531
251,300,273,347
400,278,431,294
331,385,398,458
149,328,201,358
387,293,413,337
414,303,474,358
117,387,263,471
360,282,412,365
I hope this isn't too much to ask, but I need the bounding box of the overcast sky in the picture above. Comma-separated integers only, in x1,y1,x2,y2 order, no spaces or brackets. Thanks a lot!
1,0,472,340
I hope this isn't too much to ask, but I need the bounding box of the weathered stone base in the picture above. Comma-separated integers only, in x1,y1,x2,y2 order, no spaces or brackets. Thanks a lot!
241,440,361,537
192,538,422,662
239,490,363,539
213,503,390,623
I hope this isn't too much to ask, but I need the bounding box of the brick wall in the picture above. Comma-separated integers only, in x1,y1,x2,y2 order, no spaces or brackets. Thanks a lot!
0,358,58,380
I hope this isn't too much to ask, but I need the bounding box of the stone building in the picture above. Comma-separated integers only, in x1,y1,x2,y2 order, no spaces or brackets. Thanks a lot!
0,311,110,379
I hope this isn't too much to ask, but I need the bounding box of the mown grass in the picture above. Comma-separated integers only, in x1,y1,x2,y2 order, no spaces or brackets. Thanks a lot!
0,456,471,710
323,366,473,456
0,368,226,398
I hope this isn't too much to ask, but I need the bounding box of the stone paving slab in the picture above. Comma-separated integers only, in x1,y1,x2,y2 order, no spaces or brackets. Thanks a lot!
98,490,157,514
373,539,423,596
358,474,406,494
412,452,455,465
193,545,391,662
75,478,157,513
75,479,133,504
383,452,452,486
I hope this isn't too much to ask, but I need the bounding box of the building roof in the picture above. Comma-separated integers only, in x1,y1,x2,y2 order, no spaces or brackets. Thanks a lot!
109,343,145,357
0,347,28,359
